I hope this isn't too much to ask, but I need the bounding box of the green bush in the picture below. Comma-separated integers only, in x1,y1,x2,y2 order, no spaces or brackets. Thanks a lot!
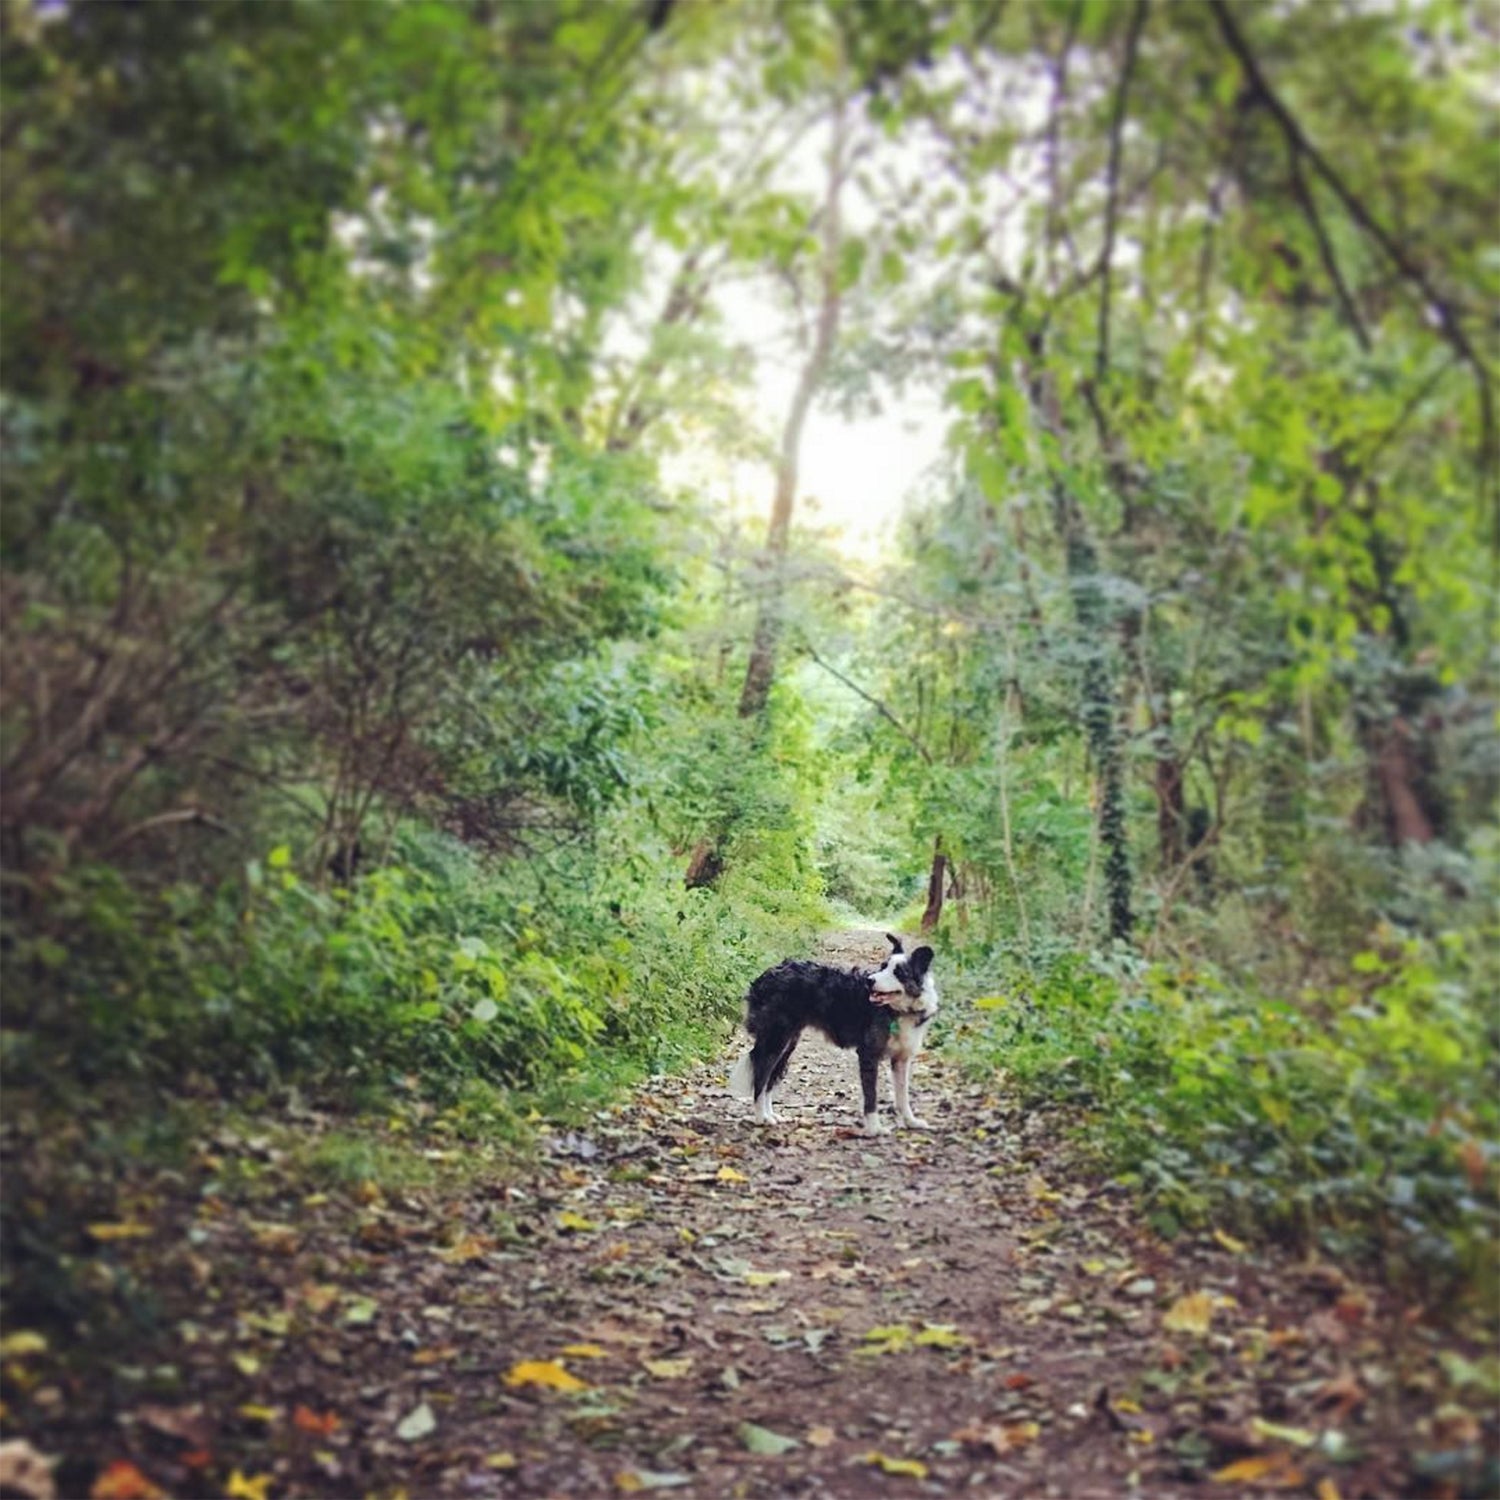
0,809,826,1105
957,932,1499,1298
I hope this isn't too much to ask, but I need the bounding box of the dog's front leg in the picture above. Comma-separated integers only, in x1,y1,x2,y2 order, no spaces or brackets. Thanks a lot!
858,1049,889,1134
891,1055,928,1129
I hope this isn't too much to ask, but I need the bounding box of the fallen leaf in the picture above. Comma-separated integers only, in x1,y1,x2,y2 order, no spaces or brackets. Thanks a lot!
92,1467,166,1500
0,1332,47,1359
806,1425,836,1448
395,1402,436,1442
440,1234,490,1263
955,1421,1039,1457
862,1452,929,1479
1313,1372,1365,1419
1316,1481,1343,1500
1213,1228,1248,1254
86,1222,153,1243
557,1211,599,1233
561,1343,607,1359
614,1471,691,1491
504,1359,589,1392
642,1357,694,1379
1003,1372,1036,1390
224,1471,272,1500
237,1404,279,1424
1162,1291,1215,1336
738,1422,800,1455
858,1324,912,1355
1211,1453,1305,1487
483,1453,517,1470
913,1323,969,1348
743,1270,790,1287
0,1440,56,1500
716,1166,748,1183
292,1405,339,1436
1249,1418,1316,1449
230,1351,261,1377
136,1405,210,1447
341,1296,378,1327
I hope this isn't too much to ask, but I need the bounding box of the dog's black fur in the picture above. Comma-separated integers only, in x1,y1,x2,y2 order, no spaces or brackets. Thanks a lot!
740,938,935,1121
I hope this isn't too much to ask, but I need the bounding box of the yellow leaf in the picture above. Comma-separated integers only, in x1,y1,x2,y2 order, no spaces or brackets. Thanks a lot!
237,1403,279,1424
560,1343,607,1359
744,1270,790,1287
1113,1397,1142,1415
224,1471,273,1500
86,1222,153,1242
503,1359,588,1392
862,1452,929,1479
1316,1481,1342,1500
642,1357,694,1379
557,1211,599,1233
484,1453,517,1470
1211,1454,1304,1487
1213,1228,1248,1254
1162,1291,1215,1336
716,1166,748,1183
441,1234,490,1263
913,1324,968,1348
806,1425,836,1448
1129,1428,1155,1445
0,1332,47,1358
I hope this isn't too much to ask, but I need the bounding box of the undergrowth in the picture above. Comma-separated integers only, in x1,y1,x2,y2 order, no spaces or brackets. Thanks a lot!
949,927,1500,1309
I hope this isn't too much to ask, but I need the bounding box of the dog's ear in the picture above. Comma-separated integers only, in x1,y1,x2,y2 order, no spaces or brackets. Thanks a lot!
885,932,904,953
909,945,934,978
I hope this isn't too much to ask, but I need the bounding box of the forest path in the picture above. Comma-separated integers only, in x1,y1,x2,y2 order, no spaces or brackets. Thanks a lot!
47,933,1449,1499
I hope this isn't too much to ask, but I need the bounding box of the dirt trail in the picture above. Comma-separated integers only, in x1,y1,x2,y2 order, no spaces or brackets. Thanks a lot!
18,933,1481,1498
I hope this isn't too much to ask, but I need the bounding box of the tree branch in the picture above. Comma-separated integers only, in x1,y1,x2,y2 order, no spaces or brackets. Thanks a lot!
1096,0,1149,388
1208,0,1496,536
1286,141,1370,352
801,640,933,764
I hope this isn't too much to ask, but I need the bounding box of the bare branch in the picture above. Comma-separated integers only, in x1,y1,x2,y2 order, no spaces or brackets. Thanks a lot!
801,640,932,764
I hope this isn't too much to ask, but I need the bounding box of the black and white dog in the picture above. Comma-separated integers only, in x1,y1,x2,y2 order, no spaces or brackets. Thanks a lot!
727,934,938,1134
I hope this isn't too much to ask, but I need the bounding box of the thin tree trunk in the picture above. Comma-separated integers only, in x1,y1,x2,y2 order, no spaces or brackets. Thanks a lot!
738,99,847,719
920,837,947,932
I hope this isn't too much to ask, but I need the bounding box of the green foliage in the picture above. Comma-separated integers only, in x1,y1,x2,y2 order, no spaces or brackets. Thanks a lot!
957,916,1500,1294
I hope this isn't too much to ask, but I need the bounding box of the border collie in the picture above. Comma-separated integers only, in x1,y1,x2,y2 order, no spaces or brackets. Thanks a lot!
727,934,938,1134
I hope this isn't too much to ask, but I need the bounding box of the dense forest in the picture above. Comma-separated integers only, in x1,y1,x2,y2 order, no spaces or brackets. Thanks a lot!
1,2,1496,1497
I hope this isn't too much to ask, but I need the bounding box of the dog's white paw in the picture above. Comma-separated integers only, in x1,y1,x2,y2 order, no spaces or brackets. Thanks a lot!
900,1114,930,1130
862,1114,892,1135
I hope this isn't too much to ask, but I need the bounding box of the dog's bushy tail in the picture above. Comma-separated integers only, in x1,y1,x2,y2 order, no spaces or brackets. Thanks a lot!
727,1051,755,1100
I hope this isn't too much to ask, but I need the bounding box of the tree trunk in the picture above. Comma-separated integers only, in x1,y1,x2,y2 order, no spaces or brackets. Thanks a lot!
1154,738,1185,869
920,837,947,932
738,100,847,719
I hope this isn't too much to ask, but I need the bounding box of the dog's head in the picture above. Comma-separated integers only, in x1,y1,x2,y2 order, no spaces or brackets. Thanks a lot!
869,932,937,1007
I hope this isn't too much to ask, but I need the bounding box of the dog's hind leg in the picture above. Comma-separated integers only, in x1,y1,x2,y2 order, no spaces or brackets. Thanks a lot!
762,1029,802,1123
858,1046,889,1135
748,1026,796,1124
891,1055,928,1129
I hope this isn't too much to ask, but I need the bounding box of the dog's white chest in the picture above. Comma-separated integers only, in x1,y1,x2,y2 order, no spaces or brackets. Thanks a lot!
888,1015,929,1061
